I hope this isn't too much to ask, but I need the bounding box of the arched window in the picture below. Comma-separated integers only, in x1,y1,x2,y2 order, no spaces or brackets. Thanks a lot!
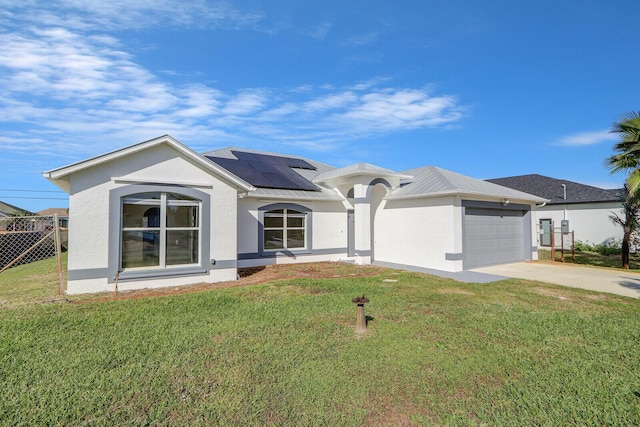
121,192,200,269
263,208,306,251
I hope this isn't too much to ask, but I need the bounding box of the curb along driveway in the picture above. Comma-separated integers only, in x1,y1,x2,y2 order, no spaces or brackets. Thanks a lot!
471,262,640,299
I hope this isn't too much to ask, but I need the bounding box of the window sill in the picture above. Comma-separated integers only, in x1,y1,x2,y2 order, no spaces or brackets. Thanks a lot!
118,266,208,281
261,249,311,257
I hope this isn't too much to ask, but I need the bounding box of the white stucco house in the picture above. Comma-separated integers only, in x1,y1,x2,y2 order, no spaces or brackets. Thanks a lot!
44,135,547,294
487,174,622,247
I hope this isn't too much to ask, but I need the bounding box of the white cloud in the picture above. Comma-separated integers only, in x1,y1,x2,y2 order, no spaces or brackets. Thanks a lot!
308,21,333,40
339,89,463,131
222,90,269,115
0,9,466,163
558,130,618,146
303,92,358,112
339,32,380,47
1,0,263,32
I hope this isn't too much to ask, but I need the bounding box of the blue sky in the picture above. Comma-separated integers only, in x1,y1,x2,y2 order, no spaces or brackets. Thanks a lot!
1,0,639,212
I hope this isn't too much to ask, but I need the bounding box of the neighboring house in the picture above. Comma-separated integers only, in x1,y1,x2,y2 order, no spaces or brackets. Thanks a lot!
38,208,69,228
44,135,546,294
487,174,622,247
0,201,34,217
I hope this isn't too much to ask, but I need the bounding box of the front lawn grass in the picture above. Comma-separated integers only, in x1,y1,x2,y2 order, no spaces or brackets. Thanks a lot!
1,267,640,425
0,252,66,307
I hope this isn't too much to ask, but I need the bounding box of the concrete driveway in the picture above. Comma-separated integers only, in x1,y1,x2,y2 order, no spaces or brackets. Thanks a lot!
470,262,640,299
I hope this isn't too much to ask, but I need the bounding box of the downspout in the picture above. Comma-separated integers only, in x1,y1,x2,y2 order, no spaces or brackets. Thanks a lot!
561,184,567,220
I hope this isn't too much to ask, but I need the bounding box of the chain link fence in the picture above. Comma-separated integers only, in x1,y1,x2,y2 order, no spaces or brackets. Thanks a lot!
0,215,65,295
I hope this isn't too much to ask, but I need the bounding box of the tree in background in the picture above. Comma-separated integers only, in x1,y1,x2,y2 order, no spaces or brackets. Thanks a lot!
606,111,640,194
606,111,640,268
610,185,640,269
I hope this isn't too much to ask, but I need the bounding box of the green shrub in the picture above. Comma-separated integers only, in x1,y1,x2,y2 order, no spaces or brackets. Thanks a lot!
573,240,621,255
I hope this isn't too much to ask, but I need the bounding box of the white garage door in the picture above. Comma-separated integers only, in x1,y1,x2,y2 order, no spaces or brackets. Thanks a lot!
464,207,526,269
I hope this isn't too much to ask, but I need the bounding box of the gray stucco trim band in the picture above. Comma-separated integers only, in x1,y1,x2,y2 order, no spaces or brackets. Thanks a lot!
117,267,209,282
210,259,237,269
68,268,111,281
239,247,347,260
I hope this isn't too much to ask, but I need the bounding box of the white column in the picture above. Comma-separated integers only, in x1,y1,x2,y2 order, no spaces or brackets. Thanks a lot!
353,182,371,264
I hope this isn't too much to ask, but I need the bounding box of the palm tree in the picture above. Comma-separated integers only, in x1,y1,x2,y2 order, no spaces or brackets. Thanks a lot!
605,111,640,268
605,111,640,194
610,185,640,269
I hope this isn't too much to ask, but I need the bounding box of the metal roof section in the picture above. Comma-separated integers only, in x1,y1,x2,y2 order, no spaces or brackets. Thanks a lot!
43,135,254,193
486,174,621,205
387,166,548,203
313,162,412,185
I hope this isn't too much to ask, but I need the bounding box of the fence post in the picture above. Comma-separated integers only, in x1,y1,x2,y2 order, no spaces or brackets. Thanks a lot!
54,214,64,296
550,224,555,262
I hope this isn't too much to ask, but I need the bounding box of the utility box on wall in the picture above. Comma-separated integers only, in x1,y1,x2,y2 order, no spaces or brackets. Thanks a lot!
561,220,570,233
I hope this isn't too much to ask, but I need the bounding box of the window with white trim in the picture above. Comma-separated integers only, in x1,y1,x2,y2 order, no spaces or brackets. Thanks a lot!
263,208,306,250
121,192,200,269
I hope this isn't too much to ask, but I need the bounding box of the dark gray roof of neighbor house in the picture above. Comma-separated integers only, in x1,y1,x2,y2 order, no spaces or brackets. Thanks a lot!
0,201,34,216
486,174,622,205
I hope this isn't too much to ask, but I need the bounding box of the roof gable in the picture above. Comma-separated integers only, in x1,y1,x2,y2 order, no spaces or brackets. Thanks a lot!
313,162,412,184
486,174,621,204
43,135,254,193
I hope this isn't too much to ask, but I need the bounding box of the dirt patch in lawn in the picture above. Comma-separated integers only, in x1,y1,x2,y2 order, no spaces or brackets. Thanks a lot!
72,262,386,303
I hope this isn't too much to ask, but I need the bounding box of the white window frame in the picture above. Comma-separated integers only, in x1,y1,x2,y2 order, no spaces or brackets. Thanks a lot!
121,192,201,270
263,208,307,251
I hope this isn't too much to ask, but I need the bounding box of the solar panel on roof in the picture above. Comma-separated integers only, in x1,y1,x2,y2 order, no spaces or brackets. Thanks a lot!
206,151,320,191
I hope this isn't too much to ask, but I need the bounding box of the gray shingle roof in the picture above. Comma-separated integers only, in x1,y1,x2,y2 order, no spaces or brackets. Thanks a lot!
486,174,621,205
387,166,547,202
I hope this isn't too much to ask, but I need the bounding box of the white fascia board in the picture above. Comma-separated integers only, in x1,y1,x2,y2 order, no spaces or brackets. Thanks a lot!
42,135,255,193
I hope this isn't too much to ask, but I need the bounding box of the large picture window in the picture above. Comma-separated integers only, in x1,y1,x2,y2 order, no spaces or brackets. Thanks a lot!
121,192,200,269
263,208,306,251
